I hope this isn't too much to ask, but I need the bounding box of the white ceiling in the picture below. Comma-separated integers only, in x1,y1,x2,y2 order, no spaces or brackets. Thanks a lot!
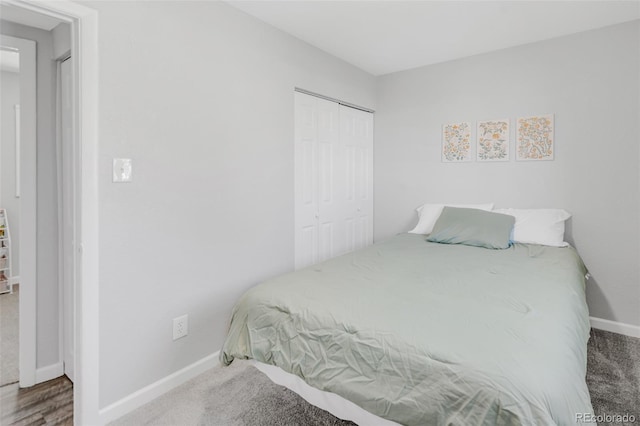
228,1,640,76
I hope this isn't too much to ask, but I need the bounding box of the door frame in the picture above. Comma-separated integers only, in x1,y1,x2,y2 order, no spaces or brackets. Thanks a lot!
3,0,99,424
57,54,74,382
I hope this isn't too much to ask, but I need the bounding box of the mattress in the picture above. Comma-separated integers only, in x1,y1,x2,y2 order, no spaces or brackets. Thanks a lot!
221,233,595,425
251,360,400,425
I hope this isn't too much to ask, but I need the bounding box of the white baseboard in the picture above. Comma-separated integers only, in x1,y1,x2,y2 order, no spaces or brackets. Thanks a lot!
98,351,220,425
590,316,640,338
35,362,64,384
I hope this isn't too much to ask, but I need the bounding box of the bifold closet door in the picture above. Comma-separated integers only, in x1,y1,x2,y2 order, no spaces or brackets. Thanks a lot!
294,92,373,270
295,92,323,269
339,105,373,253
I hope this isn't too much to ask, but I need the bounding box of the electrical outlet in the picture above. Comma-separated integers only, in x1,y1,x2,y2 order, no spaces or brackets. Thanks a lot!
173,314,188,340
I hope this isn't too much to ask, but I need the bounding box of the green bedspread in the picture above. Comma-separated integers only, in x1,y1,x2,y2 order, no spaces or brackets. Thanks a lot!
221,233,595,425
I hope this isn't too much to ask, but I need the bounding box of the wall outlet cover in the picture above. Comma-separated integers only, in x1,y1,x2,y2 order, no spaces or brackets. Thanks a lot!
172,314,188,340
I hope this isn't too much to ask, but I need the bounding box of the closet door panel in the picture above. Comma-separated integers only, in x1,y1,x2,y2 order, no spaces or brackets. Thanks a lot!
294,92,319,269
340,105,374,250
317,98,344,262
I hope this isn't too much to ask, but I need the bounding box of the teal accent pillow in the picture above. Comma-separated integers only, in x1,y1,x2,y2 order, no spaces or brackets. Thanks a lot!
427,207,515,249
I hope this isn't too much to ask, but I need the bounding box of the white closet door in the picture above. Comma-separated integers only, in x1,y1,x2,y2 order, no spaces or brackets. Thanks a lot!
294,92,319,269
316,99,343,262
340,105,373,251
295,92,373,270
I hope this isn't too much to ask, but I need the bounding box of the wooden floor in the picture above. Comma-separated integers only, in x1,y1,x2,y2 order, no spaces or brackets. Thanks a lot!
0,376,73,426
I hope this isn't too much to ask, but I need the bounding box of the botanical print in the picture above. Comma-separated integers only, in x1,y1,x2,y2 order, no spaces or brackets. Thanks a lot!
442,122,472,162
477,119,509,161
516,115,554,161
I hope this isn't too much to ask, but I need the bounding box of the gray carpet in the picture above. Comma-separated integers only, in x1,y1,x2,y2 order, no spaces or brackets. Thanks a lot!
110,360,354,426
112,329,640,426
0,287,19,387
587,328,640,424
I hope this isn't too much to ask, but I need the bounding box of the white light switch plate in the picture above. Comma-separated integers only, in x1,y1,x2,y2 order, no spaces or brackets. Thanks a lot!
113,158,133,183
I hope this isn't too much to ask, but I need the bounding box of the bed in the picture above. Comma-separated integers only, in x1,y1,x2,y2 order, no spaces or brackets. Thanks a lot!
220,232,595,425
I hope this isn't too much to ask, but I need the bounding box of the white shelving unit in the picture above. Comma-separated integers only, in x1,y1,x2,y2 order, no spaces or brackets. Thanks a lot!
0,209,13,294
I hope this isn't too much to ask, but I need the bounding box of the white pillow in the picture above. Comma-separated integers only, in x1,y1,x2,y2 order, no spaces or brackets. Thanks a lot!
409,203,494,234
493,208,571,247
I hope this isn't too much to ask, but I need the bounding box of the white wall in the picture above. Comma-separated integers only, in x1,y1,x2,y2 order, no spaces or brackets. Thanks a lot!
0,21,60,368
375,21,640,327
82,1,376,408
0,71,20,276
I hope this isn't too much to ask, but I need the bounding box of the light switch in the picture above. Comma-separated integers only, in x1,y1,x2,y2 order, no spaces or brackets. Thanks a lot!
113,158,133,183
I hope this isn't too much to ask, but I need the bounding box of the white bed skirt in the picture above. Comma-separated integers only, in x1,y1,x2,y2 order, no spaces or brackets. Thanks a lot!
251,360,400,426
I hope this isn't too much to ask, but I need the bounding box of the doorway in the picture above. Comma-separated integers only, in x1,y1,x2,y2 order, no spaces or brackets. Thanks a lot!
1,5,74,415
0,33,36,389
0,0,99,423
0,45,22,388
1,13,75,388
